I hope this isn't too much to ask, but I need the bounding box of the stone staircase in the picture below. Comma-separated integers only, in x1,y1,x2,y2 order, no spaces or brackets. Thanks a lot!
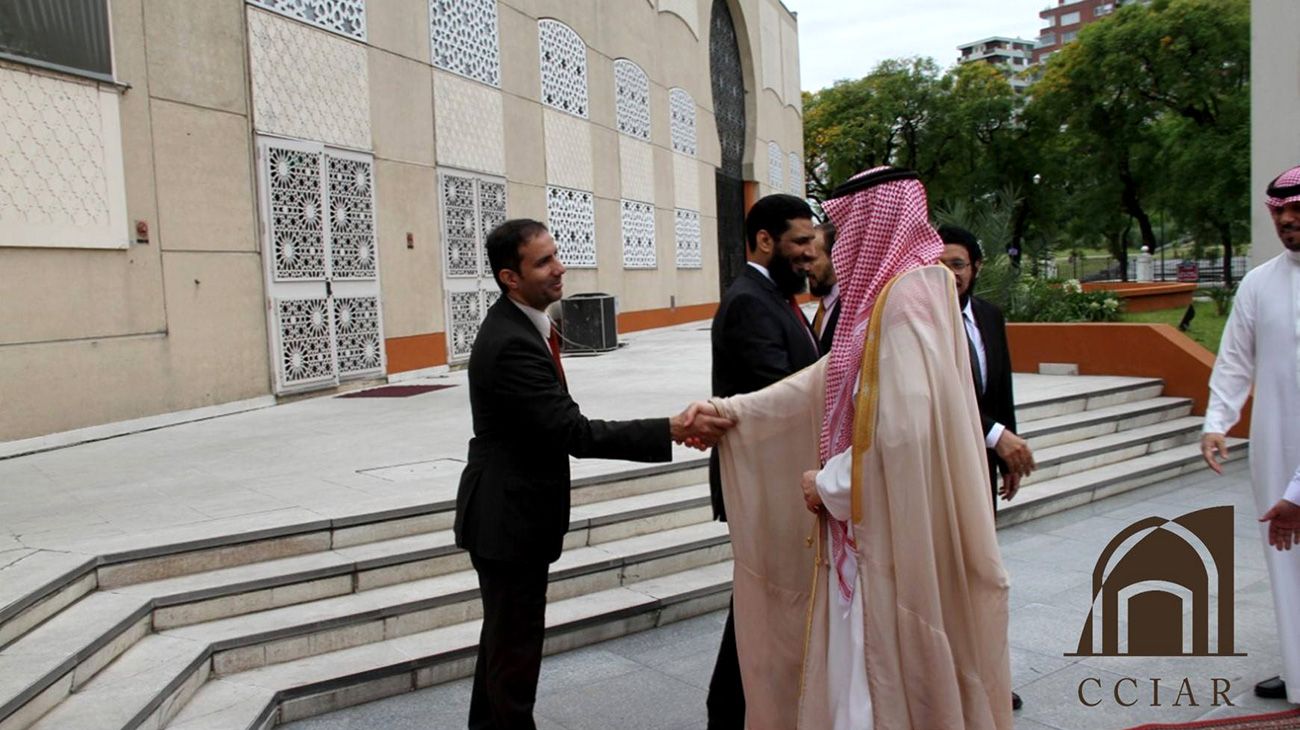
0,375,1247,730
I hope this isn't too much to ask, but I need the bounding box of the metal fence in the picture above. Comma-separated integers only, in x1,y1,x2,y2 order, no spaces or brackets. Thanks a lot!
1055,255,1249,283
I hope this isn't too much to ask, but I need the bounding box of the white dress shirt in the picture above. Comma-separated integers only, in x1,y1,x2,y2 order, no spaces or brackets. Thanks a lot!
962,300,1005,449
510,296,553,345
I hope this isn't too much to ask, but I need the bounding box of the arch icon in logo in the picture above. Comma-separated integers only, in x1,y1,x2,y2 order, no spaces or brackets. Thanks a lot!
1067,506,1244,658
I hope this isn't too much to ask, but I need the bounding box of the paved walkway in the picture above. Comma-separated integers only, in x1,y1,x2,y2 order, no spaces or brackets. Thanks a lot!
284,461,1292,730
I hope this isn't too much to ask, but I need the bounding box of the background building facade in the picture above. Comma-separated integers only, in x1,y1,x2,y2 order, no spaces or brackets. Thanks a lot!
0,0,805,443
956,36,1035,91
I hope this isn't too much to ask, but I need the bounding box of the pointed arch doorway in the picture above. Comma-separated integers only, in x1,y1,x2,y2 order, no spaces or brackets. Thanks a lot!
710,0,749,292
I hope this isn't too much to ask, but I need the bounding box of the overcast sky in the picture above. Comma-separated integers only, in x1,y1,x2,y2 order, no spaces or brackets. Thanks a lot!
782,0,1050,91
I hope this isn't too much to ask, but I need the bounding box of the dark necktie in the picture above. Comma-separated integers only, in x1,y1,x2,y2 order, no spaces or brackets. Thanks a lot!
964,315,984,395
788,297,819,351
548,326,567,387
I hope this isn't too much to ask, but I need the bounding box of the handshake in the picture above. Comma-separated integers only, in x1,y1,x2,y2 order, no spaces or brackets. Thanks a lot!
669,401,736,451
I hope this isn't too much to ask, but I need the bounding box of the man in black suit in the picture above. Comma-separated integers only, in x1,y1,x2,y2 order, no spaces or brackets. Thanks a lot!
454,219,732,730
706,194,821,729
937,225,1035,503
938,224,1035,712
808,221,840,355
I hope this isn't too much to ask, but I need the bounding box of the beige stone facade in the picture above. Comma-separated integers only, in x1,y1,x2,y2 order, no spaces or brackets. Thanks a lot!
0,0,804,443
1251,0,1300,268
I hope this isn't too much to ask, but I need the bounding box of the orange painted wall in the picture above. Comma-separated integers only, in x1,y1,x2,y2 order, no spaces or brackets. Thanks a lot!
1007,323,1250,437
617,302,719,333
385,333,447,374
1081,282,1196,313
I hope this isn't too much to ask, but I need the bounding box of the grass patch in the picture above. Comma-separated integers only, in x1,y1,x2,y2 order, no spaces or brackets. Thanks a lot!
1120,300,1228,352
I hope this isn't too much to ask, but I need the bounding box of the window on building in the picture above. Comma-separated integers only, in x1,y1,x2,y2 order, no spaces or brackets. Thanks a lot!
248,0,366,40
1044,15,1056,27
1095,3,1115,15
0,0,113,80
538,19,588,118
1063,30,1078,42
669,88,697,157
1039,32,1057,46
430,0,500,87
1060,11,1081,25
614,59,650,140
768,142,784,190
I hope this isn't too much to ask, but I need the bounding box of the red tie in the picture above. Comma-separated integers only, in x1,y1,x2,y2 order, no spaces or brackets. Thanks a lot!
548,327,567,387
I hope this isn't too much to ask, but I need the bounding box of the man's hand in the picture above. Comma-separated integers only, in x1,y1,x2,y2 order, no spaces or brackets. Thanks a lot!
994,430,1035,477
1201,433,1229,474
1260,499,1300,551
999,471,1021,502
801,469,823,513
670,401,735,450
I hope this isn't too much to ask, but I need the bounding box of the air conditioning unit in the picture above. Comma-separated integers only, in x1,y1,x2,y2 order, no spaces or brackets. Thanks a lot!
559,293,618,353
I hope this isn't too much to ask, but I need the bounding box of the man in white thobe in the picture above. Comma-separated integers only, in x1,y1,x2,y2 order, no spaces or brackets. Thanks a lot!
1202,164,1300,704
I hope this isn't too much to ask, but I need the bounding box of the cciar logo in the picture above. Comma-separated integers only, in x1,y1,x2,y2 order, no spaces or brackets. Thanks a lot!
1066,506,1244,708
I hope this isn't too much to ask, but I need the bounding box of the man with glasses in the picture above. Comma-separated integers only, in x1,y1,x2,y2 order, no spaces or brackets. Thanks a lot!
939,224,1033,713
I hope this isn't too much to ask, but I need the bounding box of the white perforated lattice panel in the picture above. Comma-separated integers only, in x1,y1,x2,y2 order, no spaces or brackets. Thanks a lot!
547,186,596,268
675,208,701,269
448,290,482,361
247,8,371,149
787,151,803,195
327,155,375,279
614,59,650,140
276,297,335,388
669,88,697,156
259,137,385,394
441,174,479,278
538,19,588,118
621,200,656,269
430,0,500,87
266,145,327,281
249,0,366,39
334,296,382,376
440,170,508,363
767,141,784,190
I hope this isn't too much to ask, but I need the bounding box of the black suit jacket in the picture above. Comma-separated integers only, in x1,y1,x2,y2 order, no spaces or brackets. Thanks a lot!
816,298,841,356
708,265,822,520
454,297,671,563
969,296,1017,482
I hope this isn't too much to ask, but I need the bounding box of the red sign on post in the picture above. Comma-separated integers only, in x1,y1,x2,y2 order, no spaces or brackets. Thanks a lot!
1176,262,1199,282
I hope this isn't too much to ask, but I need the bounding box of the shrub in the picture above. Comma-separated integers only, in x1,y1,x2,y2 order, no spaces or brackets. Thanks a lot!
1005,277,1123,323
1207,285,1235,317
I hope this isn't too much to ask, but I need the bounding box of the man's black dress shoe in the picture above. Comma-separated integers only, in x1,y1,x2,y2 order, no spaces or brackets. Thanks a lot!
1256,676,1287,699
1012,692,1023,710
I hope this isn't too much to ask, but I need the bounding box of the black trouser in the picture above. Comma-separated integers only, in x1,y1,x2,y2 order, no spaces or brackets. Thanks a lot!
468,554,550,730
706,597,746,729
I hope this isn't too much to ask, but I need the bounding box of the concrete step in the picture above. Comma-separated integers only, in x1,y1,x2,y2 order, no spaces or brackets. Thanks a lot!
165,562,734,729
17,522,730,730
1018,396,1193,449
1012,376,1164,423
1023,416,1205,485
999,439,1249,529
0,479,714,729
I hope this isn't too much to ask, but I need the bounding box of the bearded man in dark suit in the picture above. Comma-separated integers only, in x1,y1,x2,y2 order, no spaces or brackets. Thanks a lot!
706,193,821,729
454,218,732,729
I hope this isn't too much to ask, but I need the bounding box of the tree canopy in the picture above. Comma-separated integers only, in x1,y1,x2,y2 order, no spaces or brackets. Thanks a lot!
801,0,1249,285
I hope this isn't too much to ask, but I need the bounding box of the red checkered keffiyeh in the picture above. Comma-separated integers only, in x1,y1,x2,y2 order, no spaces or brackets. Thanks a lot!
1266,165,1300,209
818,167,944,606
